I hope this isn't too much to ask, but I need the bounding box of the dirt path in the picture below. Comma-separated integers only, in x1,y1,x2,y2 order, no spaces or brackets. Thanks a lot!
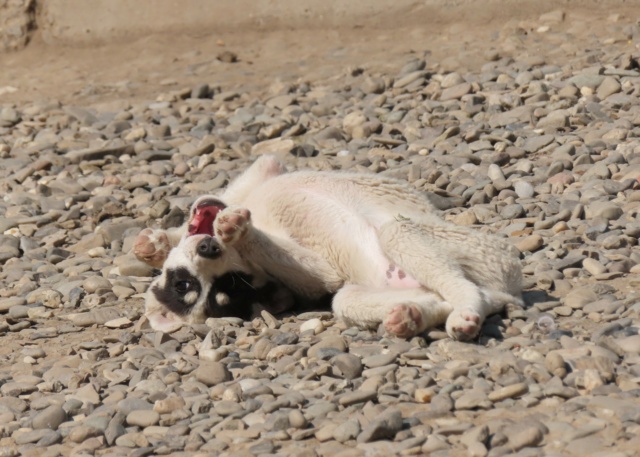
2,4,636,107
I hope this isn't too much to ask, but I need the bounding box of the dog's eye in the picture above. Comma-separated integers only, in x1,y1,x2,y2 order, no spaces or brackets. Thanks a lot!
175,281,191,293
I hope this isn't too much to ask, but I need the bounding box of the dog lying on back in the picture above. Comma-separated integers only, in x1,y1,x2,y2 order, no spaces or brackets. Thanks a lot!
134,155,523,340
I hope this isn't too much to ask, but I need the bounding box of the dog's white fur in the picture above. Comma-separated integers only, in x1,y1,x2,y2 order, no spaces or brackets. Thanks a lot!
136,155,523,340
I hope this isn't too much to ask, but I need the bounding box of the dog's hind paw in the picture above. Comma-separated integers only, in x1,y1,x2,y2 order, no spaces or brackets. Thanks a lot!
133,228,171,268
215,207,251,244
446,308,482,341
384,304,423,338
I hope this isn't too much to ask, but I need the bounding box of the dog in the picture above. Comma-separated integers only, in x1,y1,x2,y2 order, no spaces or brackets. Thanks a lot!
134,155,523,340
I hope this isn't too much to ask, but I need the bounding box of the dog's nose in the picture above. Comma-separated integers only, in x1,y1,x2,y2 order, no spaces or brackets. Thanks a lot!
196,237,222,259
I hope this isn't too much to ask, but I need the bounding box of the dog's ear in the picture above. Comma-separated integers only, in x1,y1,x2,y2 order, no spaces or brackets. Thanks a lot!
145,309,184,333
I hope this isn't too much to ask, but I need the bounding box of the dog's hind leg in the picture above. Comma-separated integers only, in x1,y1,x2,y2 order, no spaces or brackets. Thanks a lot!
332,285,453,338
222,155,286,204
378,220,519,341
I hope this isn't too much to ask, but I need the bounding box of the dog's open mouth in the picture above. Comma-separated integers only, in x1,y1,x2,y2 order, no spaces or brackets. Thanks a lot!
187,199,226,237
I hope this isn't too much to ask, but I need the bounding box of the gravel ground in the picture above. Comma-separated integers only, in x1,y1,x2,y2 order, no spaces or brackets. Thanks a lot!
2,8,640,457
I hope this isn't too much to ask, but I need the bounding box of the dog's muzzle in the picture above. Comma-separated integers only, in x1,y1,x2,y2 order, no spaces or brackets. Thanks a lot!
197,237,222,259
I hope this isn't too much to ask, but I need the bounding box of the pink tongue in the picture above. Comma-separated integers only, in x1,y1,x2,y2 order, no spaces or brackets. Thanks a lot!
188,206,221,236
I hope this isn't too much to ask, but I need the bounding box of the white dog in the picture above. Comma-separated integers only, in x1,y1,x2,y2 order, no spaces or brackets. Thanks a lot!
134,155,523,340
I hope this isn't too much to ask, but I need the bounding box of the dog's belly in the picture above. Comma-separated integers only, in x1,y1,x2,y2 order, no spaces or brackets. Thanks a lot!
383,263,421,288
248,184,424,290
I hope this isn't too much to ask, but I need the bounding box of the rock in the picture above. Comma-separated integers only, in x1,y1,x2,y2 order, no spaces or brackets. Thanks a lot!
126,409,160,427
334,419,361,443
394,71,427,88
357,409,403,443
514,181,535,198
308,336,347,359
516,234,543,252
564,287,598,309
597,76,621,99
488,383,528,402
537,110,568,129
455,390,490,410
440,82,472,100
331,353,363,380
583,258,607,275
194,362,231,386
506,424,545,451
361,76,385,94
585,201,623,220
31,405,66,430
82,276,112,293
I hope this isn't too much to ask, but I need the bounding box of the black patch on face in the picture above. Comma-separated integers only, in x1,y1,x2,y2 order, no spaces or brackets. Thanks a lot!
152,267,202,316
204,272,279,320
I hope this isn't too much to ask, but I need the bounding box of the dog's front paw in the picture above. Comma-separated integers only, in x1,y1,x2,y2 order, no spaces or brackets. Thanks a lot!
446,308,482,341
215,207,251,245
133,228,171,268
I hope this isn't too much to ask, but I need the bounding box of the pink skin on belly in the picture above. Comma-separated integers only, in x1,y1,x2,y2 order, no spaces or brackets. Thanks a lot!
385,264,421,288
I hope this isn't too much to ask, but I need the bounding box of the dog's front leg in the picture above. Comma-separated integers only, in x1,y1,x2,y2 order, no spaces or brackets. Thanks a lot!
133,226,186,268
214,207,341,298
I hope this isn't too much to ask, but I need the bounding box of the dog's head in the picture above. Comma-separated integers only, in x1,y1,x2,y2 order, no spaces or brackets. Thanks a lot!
145,196,285,332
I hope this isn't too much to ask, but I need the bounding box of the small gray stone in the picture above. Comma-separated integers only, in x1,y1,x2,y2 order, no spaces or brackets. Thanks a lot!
0,297,27,313
308,336,347,359
334,419,361,443
583,258,607,275
506,424,545,451
357,409,402,443
331,353,363,380
31,405,67,430
564,287,598,309
361,76,385,94
537,110,568,129
14,429,59,445
440,82,472,100
455,390,490,410
514,181,535,198
523,134,555,153
339,390,378,406
394,71,427,88
361,352,398,368
82,276,112,293
213,400,243,417
68,425,103,443
488,383,529,402
585,201,623,221
288,409,308,429
596,76,621,99
194,362,231,386
126,410,160,427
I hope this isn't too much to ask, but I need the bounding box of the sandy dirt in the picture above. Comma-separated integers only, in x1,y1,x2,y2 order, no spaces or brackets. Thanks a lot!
1,4,637,108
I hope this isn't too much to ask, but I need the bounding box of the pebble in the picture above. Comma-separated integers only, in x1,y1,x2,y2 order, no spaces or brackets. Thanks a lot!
507,424,546,451
334,419,361,443
331,353,363,380
487,382,529,402
564,287,598,309
194,362,231,386
126,410,160,427
516,234,543,253
514,180,535,198
31,405,67,430
357,409,403,443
